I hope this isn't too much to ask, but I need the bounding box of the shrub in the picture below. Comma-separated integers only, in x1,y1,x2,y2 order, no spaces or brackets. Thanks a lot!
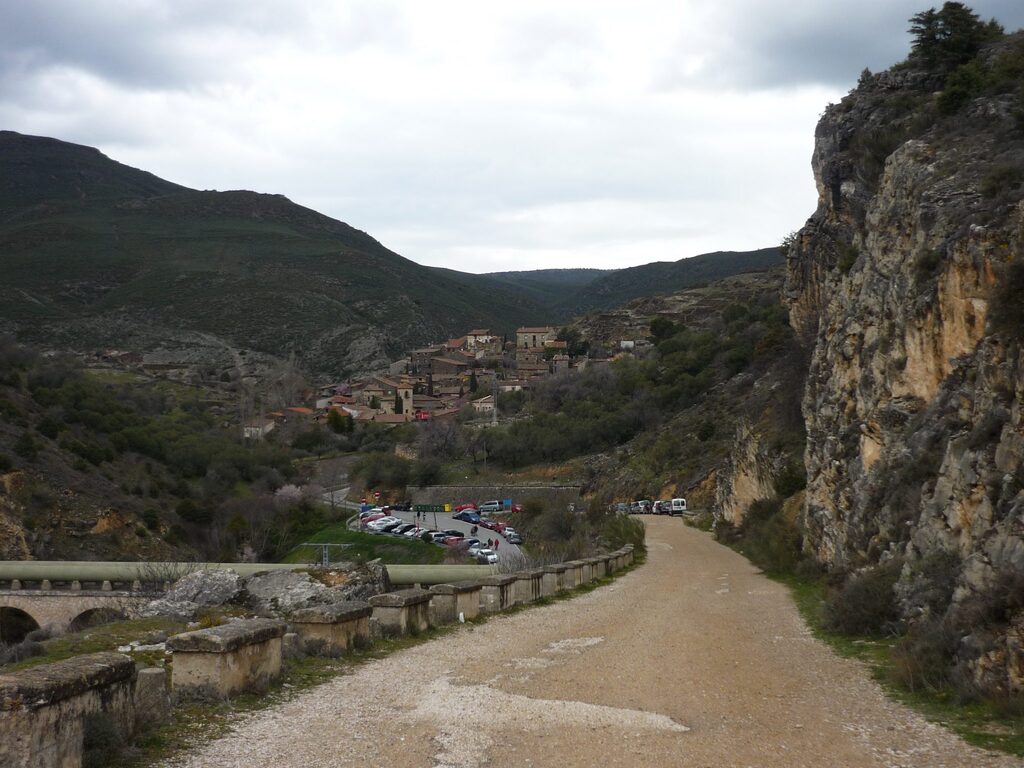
141,508,161,531
980,164,1024,200
937,60,988,114
175,499,212,525
823,559,903,636
14,431,38,460
772,462,807,498
0,453,10,472
82,712,124,768
838,243,859,274
989,260,1024,334
891,617,958,692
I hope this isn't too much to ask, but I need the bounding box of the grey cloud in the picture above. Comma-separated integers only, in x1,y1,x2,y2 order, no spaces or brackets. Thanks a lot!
661,0,1024,90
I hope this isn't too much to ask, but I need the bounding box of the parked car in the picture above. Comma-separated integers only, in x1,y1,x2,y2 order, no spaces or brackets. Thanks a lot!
479,518,506,532
392,501,412,511
454,502,478,512
449,537,480,550
476,548,499,564
404,527,428,538
670,498,688,515
614,502,629,514
366,520,401,532
453,510,481,524
360,513,387,525
427,531,451,544
467,543,483,557
510,503,523,513
441,529,464,538
506,533,523,545
479,500,503,513
629,500,652,514
390,524,416,536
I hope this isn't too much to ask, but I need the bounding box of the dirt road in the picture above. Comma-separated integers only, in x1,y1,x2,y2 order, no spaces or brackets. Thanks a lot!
168,517,1022,767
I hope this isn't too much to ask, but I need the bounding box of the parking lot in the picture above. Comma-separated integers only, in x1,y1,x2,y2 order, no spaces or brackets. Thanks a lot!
356,506,523,564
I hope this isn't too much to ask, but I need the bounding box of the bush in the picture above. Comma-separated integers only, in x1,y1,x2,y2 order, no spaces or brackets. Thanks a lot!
0,453,10,472
823,559,903,636
175,499,212,525
772,462,807,498
891,617,958,692
937,60,988,114
14,431,38,460
980,164,1024,200
989,260,1024,334
141,508,161,531
82,711,124,768
838,243,859,274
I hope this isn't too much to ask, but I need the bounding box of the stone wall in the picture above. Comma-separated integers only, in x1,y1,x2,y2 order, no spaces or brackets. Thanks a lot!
167,618,286,700
0,652,136,768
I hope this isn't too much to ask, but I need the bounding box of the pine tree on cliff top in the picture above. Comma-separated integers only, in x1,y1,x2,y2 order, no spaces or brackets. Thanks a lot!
908,2,1003,74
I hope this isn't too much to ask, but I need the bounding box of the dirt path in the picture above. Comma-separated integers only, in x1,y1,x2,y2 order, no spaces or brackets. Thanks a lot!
167,517,1023,767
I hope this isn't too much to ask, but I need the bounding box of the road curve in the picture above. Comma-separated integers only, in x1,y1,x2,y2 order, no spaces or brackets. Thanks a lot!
166,517,1021,768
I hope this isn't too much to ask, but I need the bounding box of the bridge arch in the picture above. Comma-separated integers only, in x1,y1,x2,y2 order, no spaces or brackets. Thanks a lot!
67,606,126,633
0,606,41,643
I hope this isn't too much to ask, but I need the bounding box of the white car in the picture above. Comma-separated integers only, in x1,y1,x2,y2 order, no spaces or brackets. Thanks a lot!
365,516,401,532
476,548,499,564
404,527,428,538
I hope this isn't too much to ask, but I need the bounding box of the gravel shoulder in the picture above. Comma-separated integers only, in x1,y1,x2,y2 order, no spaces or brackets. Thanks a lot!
166,517,1023,768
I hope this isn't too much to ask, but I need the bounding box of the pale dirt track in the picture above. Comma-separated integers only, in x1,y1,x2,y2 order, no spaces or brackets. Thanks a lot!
167,517,1023,768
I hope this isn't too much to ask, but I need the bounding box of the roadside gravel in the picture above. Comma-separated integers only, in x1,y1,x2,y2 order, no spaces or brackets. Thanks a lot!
165,517,1023,767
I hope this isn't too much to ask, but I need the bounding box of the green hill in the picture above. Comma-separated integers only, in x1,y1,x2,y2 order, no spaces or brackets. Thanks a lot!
556,248,784,316
0,131,550,377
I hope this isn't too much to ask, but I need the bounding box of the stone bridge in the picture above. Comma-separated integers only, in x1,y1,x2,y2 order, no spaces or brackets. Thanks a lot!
0,587,155,641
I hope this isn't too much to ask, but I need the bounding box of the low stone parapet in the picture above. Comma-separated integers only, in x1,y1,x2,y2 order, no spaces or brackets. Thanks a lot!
511,569,544,605
429,582,481,625
478,575,517,613
564,560,586,587
623,545,635,566
166,618,286,700
290,602,372,657
0,652,136,768
541,564,568,596
369,588,431,637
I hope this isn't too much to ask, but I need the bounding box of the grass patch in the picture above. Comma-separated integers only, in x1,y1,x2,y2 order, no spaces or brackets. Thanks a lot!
280,523,445,565
773,573,1024,757
3,616,186,673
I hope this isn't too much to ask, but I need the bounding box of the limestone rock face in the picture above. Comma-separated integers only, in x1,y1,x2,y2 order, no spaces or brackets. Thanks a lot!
715,421,783,527
786,54,1024,693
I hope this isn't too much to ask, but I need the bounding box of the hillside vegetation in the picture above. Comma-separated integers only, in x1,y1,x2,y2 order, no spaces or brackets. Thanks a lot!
0,131,554,377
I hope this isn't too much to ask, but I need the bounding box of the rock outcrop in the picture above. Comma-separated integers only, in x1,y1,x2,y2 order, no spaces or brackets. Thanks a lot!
786,36,1024,694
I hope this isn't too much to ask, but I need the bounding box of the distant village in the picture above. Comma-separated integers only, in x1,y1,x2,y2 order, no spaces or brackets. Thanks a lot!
238,325,657,439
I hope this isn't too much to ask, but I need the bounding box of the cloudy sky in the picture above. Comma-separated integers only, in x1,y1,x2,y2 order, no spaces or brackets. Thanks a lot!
2,1,1022,273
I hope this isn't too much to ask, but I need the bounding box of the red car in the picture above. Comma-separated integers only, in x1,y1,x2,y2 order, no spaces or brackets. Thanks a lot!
455,502,478,512
360,513,387,525
479,518,507,533
510,504,523,513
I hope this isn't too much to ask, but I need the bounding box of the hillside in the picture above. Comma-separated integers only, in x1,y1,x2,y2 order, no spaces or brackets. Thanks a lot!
557,247,784,317
483,268,613,309
484,249,784,320
0,131,552,378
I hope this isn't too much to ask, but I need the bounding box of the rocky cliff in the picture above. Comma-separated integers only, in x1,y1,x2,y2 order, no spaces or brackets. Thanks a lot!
787,32,1024,693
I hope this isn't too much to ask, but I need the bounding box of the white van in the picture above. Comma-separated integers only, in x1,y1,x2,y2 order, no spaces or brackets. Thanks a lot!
670,498,688,515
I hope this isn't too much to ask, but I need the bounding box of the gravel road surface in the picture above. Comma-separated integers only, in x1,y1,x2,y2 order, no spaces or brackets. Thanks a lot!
167,517,1022,768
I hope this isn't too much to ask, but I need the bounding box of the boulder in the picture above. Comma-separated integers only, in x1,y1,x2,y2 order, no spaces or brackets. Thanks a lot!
164,569,244,606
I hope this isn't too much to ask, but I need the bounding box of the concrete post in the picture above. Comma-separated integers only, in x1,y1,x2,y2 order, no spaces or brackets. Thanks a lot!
40,579,51,591
10,579,20,590
101,580,113,592
70,580,82,591
134,667,170,726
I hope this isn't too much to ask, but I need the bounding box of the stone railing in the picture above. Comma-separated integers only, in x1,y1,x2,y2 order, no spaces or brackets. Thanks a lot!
166,618,286,701
0,544,636,766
